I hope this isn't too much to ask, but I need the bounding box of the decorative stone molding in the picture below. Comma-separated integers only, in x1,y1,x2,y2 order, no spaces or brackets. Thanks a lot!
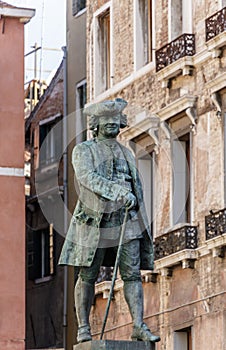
197,233,226,258
157,95,198,131
186,106,198,132
141,270,158,283
206,72,226,94
160,267,173,277
95,280,112,299
157,56,194,88
119,115,160,153
155,249,198,272
211,92,222,117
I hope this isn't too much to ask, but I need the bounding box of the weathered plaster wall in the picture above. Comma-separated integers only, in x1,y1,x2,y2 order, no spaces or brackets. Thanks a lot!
0,16,26,350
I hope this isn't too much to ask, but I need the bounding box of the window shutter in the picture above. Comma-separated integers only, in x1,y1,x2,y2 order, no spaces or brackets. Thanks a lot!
172,140,187,224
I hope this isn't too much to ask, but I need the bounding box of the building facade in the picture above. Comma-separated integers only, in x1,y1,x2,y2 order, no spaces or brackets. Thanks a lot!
25,62,65,349
0,2,35,350
64,1,87,348
83,0,226,349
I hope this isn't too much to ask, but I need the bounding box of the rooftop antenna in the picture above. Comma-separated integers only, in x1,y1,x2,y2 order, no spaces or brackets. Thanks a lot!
39,0,45,83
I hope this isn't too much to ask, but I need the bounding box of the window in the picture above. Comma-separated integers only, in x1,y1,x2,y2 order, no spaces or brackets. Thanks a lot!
39,115,62,166
75,80,87,143
72,0,86,16
223,105,226,205
94,6,111,95
137,152,155,233
27,224,55,281
174,327,192,350
172,134,190,224
134,0,154,69
169,0,192,41
77,80,87,110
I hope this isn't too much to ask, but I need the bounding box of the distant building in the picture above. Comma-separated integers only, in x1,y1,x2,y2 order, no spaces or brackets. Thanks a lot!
84,1,226,349
0,2,35,350
64,1,87,349
24,79,48,119
25,61,64,349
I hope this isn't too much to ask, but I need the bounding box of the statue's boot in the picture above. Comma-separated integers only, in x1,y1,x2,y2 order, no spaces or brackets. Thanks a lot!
124,280,161,343
74,277,94,343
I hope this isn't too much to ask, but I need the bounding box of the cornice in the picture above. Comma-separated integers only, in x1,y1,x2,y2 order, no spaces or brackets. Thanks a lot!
156,95,198,121
205,72,226,94
0,6,35,23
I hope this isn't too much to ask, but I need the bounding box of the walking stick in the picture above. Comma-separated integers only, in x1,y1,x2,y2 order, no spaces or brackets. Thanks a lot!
100,207,129,340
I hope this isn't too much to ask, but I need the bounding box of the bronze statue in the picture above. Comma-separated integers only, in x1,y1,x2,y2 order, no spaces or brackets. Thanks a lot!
59,98,160,344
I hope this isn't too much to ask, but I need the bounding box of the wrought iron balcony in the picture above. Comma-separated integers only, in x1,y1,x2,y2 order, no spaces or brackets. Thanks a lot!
154,225,198,260
205,208,226,240
206,7,226,42
155,33,195,72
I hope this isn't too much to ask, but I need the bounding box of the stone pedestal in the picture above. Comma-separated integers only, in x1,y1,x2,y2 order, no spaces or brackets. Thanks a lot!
74,340,155,350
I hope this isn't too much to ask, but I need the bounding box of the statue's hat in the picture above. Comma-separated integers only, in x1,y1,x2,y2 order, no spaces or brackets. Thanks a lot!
83,98,127,117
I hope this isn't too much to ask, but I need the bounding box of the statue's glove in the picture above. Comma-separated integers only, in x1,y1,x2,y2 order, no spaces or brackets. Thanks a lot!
118,191,137,210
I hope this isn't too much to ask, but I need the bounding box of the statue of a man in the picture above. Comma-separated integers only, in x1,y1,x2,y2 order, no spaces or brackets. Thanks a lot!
59,98,160,344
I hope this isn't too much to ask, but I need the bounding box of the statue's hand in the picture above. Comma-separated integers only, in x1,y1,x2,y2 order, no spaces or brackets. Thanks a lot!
122,192,137,210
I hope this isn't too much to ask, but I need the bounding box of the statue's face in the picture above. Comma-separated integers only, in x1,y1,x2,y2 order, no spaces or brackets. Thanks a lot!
98,115,121,139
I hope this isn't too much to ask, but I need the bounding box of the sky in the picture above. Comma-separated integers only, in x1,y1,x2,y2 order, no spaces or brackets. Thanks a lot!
7,0,66,85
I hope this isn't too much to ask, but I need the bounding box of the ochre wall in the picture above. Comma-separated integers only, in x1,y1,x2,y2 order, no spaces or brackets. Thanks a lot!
0,16,26,350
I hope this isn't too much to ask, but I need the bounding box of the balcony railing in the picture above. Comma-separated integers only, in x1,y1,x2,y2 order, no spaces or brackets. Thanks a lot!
206,7,226,42
205,208,226,240
155,33,195,72
154,225,198,260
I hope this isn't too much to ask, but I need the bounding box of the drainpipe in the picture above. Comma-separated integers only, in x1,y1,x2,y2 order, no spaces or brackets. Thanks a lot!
62,45,68,350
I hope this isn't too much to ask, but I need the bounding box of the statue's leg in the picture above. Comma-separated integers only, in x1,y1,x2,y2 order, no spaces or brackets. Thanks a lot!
120,239,160,343
75,248,105,343
74,277,94,343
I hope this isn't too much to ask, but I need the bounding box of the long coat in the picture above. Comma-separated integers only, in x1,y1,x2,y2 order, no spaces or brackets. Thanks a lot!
58,138,154,270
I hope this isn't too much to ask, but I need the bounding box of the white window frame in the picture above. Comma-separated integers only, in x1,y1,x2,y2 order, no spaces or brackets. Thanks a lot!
134,0,156,71
168,0,192,41
93,1,113,97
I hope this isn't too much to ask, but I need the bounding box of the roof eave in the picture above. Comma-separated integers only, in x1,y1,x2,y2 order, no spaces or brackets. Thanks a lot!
0,7,35,24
